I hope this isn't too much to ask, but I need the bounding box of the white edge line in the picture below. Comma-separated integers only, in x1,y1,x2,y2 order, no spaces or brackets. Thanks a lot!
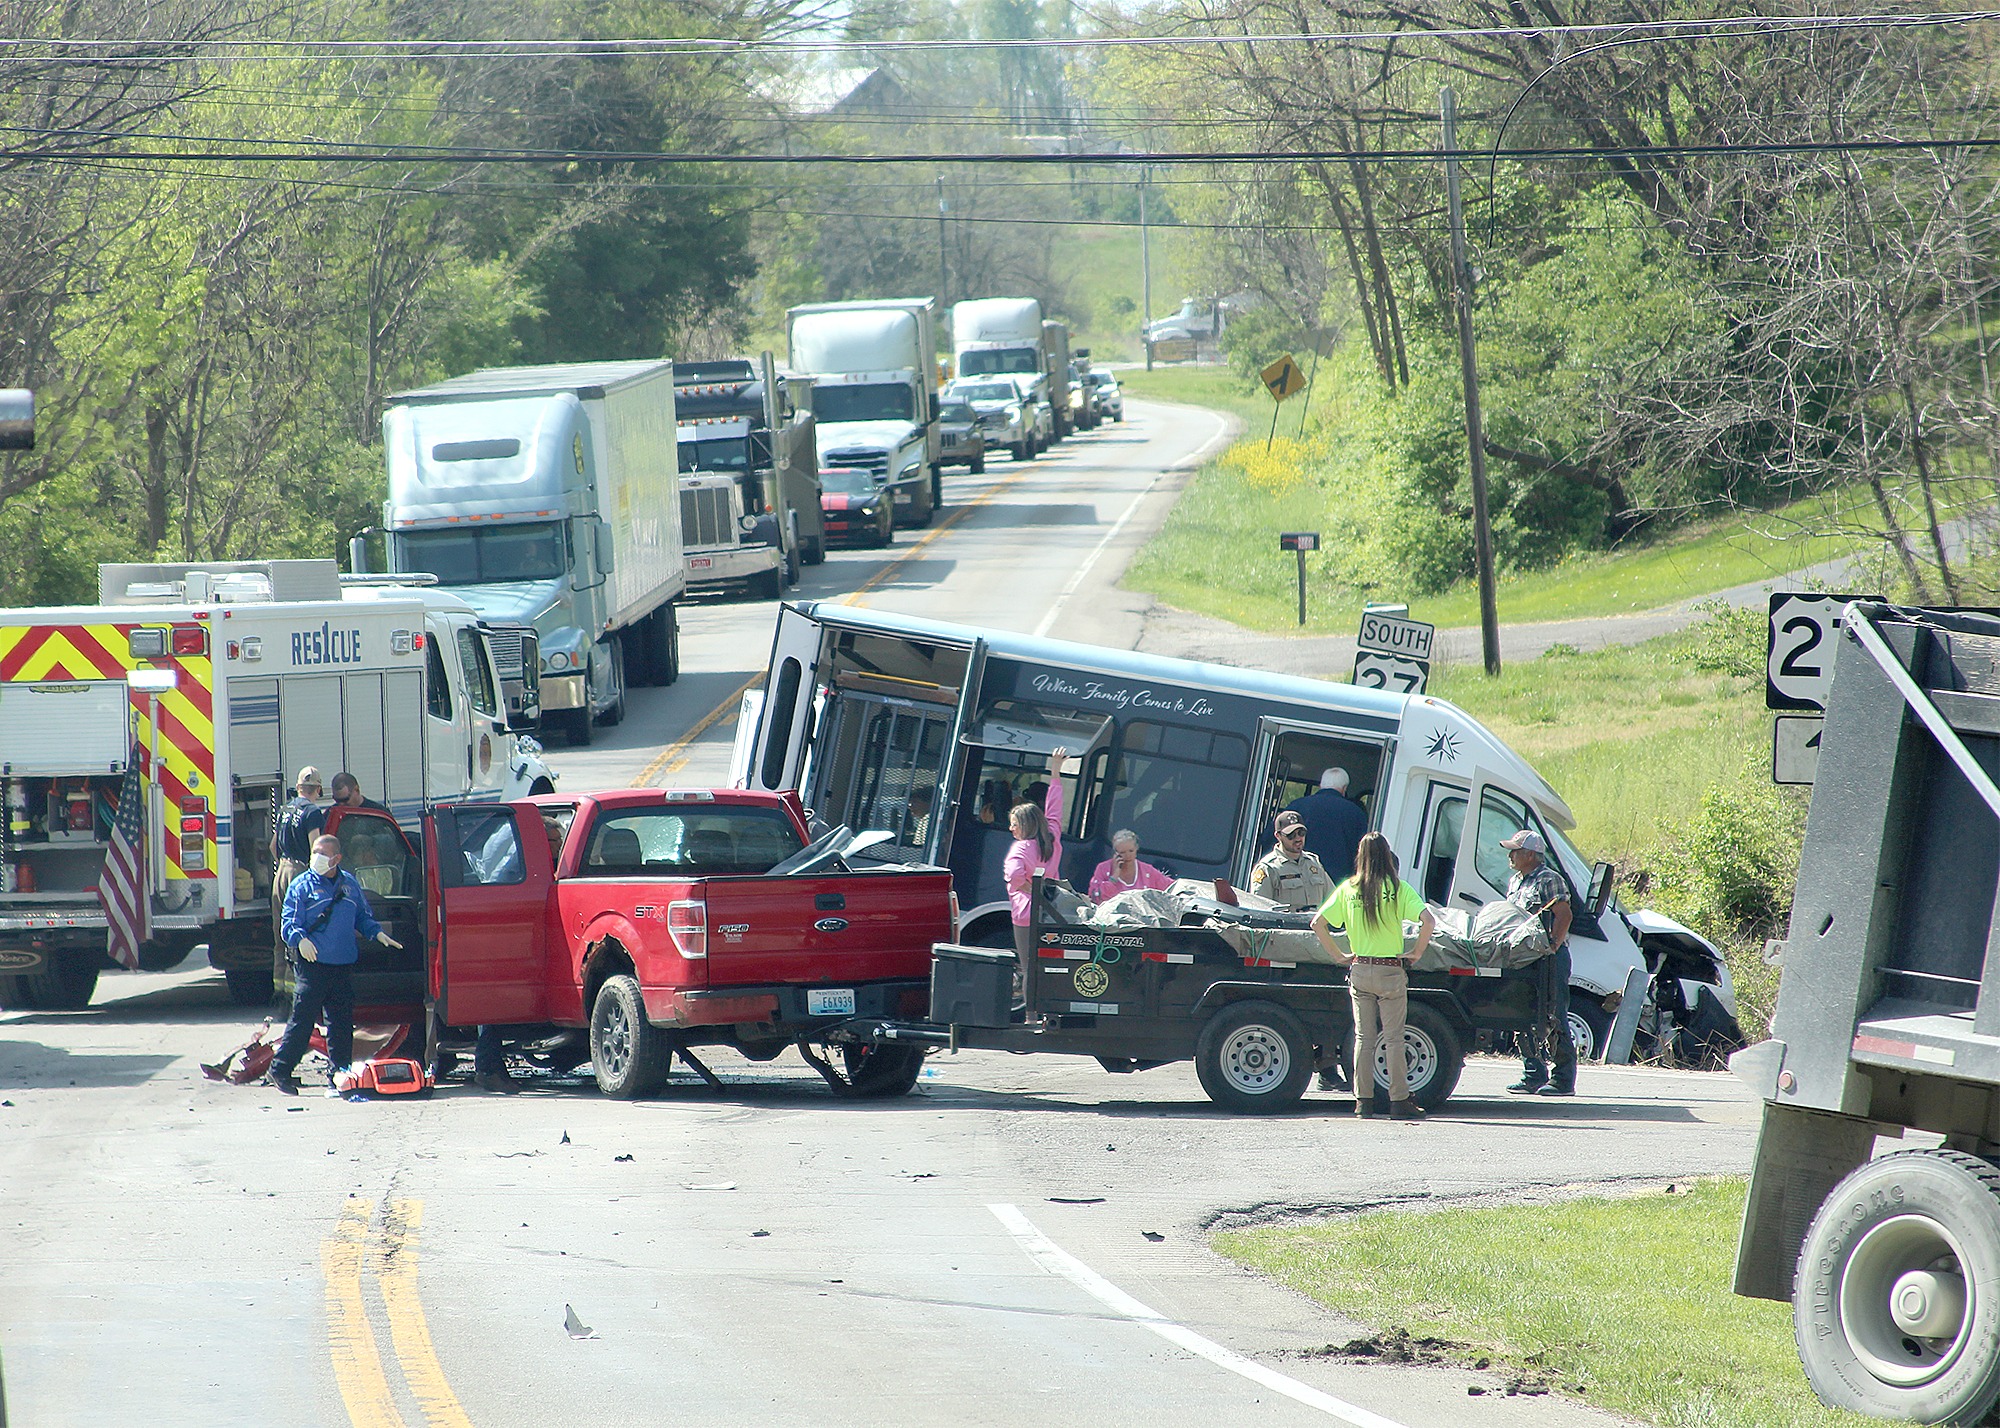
987,1203,1416,1428
1032,406,1233,640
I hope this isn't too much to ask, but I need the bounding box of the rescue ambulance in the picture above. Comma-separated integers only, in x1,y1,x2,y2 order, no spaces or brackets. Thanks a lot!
0,558,554,1011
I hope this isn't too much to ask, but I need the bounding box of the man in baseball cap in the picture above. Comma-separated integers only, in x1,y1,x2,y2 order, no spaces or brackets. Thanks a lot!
1500,827,1576,1096
270,766,327,910
1250,810,1333,914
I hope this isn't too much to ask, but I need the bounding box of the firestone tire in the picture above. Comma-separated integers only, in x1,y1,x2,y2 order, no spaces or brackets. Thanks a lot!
817,1042,925,1099
589,974,672,1100
1194,1000,1312,1114
1794,1149,2000,1424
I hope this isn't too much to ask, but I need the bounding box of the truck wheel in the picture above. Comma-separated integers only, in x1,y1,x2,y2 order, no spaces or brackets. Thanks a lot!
619,623,653,689
1794,1149,2000,1423
931,469,944,517
815,1042,925,1098
0,973,39,1010
752,565,784,600
564,708,593,747
1194,1000,1312,1114
660,606,681,686
784,543,800,587
804,537,826,567
1373,1000,1464,1111
27,957,98,1010
589,974,671,1099
1011,441,1029,462
970,451,985,475
225,968,274,1007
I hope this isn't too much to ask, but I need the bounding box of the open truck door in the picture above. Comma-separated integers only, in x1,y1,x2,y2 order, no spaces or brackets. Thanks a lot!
320,805,429,1019
427,803,553,1028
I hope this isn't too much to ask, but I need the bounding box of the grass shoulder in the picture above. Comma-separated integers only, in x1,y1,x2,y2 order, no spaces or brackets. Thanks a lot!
1214,1179,1872,1428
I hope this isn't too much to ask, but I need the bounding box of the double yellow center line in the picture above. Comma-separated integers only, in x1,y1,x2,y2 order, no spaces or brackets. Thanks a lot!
324,1198,475,1428
637,456,1050,787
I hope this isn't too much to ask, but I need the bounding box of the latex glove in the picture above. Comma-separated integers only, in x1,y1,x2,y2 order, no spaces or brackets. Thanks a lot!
296,936,319,963
378,932,402,950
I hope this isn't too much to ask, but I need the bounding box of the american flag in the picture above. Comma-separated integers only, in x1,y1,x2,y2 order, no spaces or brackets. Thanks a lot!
95,745,148,970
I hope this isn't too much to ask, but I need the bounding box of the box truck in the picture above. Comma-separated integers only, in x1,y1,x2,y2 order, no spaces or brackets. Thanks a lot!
377,361,685,747
788,300,942,529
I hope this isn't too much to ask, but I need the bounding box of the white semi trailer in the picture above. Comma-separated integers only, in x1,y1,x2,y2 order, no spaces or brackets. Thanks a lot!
788,300,942,529
377,361,685,747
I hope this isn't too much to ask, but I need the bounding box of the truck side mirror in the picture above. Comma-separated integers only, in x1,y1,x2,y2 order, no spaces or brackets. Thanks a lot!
1589,860,1616,918
595,518,614,576
510,630,541,732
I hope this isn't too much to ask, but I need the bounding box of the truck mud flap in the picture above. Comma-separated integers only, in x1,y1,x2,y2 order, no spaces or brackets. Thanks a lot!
1604,963,1649,1064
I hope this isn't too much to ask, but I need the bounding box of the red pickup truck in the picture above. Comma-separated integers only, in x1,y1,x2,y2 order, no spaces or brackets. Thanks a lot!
318,789,955,1098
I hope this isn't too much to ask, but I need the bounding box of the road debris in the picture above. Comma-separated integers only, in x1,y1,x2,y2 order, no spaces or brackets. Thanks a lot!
1047,1196,1104,1205
683,1181,737,1191
1141,1231,1164,1242
614,1154,634,1163
563,1305,596,1340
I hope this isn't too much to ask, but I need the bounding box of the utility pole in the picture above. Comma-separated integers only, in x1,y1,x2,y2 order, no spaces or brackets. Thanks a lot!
1140,166,1154,371
936,175,949,308
1442,87,1501,676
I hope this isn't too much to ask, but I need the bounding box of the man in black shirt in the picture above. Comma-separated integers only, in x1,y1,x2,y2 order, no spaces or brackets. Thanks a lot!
270,766,326,907
329,772,390,815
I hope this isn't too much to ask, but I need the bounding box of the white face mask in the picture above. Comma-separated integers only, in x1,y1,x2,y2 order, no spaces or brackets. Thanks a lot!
309,853,337,876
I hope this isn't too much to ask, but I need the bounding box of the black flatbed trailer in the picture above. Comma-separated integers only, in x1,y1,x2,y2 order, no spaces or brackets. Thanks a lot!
833,882,1581,1113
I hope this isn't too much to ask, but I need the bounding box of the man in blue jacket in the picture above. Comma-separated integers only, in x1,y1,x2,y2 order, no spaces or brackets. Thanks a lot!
268,833,402,1095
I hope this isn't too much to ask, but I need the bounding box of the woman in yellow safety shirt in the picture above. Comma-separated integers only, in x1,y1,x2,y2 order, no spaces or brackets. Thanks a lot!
1313,831,1434,1121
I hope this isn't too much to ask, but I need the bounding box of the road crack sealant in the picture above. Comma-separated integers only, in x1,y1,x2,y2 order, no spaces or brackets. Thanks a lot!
1199,1172,1707,1234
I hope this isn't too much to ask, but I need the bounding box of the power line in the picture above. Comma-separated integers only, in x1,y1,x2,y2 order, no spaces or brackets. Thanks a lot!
0,10,1992,59
14,133,2000,166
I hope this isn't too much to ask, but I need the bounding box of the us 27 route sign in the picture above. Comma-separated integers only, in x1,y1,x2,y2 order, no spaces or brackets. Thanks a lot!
1353,610,1434,694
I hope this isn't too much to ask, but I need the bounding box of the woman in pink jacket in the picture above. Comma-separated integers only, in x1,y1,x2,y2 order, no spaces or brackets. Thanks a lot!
1004,746,1068,981
1088,829,1172,902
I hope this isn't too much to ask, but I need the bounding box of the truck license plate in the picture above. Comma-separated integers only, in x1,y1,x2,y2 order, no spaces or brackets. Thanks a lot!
893,493,911,505
690,556,712,569
807,988,856,1016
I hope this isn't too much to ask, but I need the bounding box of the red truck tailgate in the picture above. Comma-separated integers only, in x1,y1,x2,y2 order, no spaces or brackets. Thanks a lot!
701,869,952,988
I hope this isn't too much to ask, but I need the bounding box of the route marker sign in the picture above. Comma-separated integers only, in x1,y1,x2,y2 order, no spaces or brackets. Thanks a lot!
1767,592,1880,711
1354,609,1434,694
1261,354,1308,402
1773,714,1824,785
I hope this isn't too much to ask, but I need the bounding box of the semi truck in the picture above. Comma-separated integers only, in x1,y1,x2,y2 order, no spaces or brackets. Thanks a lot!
0,559,554,1011
376,360,686,748
734,602,1742,1069
1733,602,2000,1424
672,357,826,600
787,300,942,529
951,298,1047,384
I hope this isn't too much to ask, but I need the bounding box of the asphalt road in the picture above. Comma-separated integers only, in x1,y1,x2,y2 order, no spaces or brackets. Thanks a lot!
0,401,1763,1428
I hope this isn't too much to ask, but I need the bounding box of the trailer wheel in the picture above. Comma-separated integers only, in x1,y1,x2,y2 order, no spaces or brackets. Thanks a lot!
1794,1149,2000,1423
813,1042,925,1099
1194,1000,1312,1114
0,973,38,1010
589,974,671,1099
27,956,98,1010
1373,1001,1464,1111
225,968,274,1007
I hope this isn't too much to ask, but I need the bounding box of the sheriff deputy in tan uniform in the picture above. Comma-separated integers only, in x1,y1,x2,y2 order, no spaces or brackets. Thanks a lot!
1250,810,1333,911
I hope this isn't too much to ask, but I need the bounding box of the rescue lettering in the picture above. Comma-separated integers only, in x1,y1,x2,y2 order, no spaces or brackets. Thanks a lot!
291,624,363,667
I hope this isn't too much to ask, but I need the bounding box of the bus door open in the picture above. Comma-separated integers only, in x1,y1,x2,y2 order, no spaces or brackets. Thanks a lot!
747,604,827,793
1235,717,1392,884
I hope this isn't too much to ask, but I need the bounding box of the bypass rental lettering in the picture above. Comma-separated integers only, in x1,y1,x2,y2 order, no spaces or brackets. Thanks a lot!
291,623,364,667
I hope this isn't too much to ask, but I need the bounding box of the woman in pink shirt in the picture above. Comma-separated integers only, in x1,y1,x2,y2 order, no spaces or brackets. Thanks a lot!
1004,746,1068,981
1089,829,1172,902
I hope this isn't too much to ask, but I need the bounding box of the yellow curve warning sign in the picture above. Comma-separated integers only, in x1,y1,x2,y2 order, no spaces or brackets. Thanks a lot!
1261,354,1308,401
